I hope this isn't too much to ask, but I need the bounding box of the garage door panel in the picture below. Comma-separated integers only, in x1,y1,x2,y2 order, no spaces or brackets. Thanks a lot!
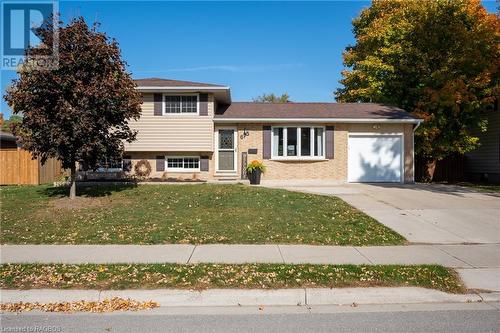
348,135,403,183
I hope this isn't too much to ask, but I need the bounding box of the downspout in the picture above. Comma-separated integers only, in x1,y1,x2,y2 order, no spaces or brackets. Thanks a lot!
412,121,422,183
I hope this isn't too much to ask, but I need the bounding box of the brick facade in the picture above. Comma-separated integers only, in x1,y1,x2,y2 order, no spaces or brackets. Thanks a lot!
122,122,414,183
220,122,414,183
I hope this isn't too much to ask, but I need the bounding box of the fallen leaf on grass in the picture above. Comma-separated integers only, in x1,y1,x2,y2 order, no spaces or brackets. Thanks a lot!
0,297,159,313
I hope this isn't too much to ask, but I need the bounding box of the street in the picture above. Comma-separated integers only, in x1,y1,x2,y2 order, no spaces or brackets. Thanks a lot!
2,303,499,333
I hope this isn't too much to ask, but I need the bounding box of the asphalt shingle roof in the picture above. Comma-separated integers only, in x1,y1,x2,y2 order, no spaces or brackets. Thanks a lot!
135,78,225,87
215,102,418,120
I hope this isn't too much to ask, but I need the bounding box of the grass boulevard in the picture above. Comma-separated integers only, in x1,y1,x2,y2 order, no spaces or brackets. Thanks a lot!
0,263,464,294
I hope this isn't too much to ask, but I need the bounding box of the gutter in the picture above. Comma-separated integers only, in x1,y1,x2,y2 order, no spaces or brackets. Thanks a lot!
136,86,230,91
413,121,422,132
411,121,422,183
213,118,424,124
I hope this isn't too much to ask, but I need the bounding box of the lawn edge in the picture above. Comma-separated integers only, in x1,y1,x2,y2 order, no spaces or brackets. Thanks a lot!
0,263,466,294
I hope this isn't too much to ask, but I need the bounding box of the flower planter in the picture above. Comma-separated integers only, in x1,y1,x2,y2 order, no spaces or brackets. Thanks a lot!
247,169,262,185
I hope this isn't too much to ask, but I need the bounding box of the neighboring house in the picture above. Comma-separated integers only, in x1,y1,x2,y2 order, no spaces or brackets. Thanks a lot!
96,78,422,183
465,109,500,183
0,131,17,149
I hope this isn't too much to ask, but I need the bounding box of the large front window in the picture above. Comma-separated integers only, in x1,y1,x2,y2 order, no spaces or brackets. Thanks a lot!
272,126,325,159
164,95,198,114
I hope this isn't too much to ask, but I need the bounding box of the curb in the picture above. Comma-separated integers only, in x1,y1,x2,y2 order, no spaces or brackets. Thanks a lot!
2,288,497,307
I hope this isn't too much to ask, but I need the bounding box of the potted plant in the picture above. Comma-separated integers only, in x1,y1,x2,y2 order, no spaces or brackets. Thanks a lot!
246,160,266,185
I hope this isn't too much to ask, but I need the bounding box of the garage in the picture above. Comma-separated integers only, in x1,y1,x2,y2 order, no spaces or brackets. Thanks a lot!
348,134,403,183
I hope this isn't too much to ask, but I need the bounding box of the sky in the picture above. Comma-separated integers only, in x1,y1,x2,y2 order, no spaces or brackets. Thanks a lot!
1,0,498,118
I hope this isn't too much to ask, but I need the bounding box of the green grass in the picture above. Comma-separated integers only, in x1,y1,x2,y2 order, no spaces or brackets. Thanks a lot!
456,182,500,194
0,184,405,245
0,263,464,293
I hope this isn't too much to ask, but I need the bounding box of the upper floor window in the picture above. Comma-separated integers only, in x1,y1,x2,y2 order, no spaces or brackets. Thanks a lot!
272,126,325,159
164,95,198,114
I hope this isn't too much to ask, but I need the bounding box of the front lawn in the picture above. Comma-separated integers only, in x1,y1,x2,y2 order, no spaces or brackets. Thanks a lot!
0,263,464,293
0,184,404,245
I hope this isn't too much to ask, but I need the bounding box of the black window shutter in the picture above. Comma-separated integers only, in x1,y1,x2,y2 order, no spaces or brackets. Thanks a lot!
200,156,209,171
199,93,208,116
156,156,165,171
154,93,162,116
123,155,132,172
326,126,334,159
263,126,271,159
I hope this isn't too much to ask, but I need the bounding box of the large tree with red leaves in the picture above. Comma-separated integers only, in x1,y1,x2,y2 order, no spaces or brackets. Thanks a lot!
4,17,142,198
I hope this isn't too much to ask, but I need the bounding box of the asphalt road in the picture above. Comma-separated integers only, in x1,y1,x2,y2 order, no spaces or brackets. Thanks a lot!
2,305,499,333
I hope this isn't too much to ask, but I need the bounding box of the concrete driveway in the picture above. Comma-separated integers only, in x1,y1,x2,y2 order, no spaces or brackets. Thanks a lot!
263,182,500,244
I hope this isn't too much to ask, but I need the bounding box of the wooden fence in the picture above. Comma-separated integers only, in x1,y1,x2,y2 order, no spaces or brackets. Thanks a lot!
0,148,62,185
415,154,465,183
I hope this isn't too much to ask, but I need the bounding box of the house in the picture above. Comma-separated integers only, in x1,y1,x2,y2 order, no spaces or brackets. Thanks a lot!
465,108,500,183
103,78,422,183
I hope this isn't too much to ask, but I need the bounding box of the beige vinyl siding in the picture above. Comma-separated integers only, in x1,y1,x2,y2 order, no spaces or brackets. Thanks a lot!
466,110,500,174
125,93,214,152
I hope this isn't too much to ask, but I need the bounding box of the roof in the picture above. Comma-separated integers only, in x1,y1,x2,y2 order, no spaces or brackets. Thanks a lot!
134,78,226,88
134,78,231,104
215,102,421,123
0,131,16,142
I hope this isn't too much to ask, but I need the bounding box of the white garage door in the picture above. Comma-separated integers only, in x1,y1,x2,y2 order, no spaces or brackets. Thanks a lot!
348,134,403,183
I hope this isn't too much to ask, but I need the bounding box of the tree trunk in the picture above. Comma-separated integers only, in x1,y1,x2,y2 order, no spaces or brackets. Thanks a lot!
425,159,437,183
69,162,77,199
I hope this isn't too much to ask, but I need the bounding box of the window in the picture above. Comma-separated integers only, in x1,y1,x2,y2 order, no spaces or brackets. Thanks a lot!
166,157,200,172
272,127,284,157
301,127,311,156
164,95,198,114
272,126,325,159
96,156,123,172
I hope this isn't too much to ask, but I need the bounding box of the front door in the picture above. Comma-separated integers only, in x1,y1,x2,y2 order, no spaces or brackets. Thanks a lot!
217,129,237,172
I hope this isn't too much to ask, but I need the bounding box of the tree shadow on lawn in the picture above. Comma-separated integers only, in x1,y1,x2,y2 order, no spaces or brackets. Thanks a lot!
39,183,138,198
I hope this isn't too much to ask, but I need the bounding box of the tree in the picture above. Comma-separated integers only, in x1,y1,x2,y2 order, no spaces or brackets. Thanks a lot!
253,93,291,103
1,115,22,133
336,0,499,179
4,17,142,198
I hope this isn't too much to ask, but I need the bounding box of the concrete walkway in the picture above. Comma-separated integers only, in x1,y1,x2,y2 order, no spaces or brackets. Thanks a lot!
2,244,500,291
262,182,500,244
2,244,499,268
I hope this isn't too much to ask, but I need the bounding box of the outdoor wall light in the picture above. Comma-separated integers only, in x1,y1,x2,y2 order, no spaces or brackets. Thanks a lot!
240,128,250,139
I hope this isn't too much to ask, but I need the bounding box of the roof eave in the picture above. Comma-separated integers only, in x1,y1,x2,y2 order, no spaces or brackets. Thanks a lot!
135,86,230,91
213,118,423,124
135,86,232,104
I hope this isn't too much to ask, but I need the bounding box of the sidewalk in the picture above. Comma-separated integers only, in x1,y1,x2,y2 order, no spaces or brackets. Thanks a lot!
2,244,499,291
2,244,499,267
